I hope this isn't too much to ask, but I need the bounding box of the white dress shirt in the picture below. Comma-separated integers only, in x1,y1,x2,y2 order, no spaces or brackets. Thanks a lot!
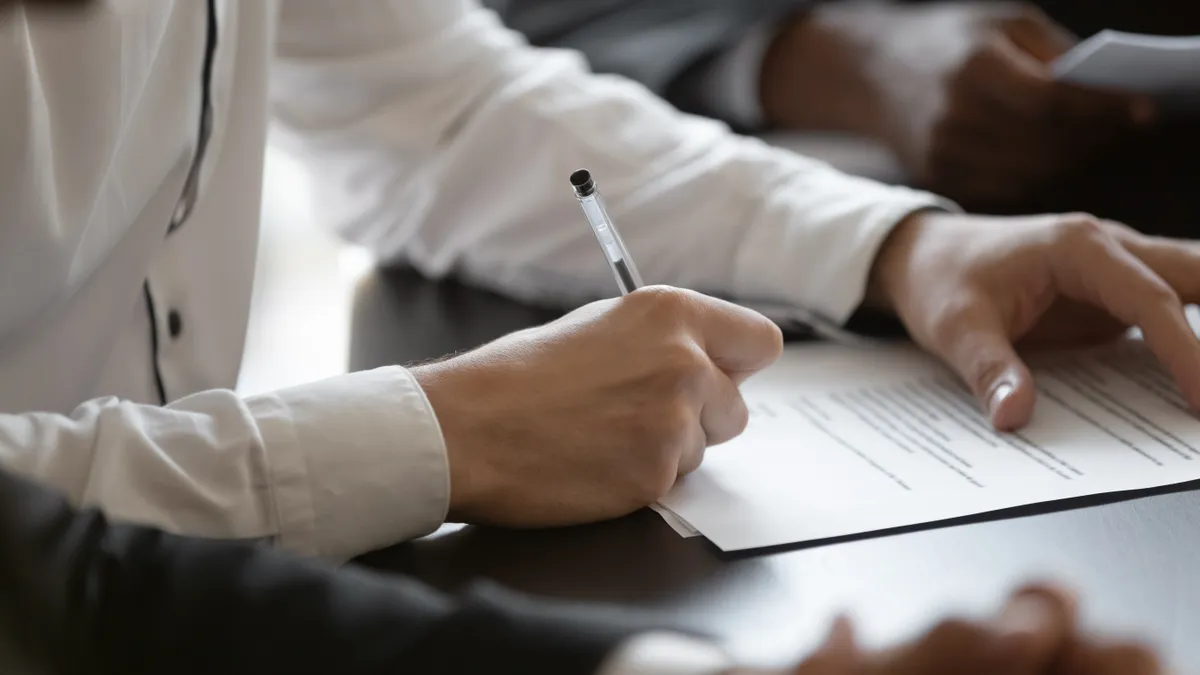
0,1,944,671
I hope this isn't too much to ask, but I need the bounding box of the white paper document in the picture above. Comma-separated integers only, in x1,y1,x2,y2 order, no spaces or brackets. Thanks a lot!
658,341,1200,551
1054,30,1200,111
649,504,701,538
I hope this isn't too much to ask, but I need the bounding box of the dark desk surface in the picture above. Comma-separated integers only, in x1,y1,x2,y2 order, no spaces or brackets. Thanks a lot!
349,267,1200,669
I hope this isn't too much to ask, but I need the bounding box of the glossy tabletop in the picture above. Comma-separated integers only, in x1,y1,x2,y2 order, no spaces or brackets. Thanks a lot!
349,266,1200,670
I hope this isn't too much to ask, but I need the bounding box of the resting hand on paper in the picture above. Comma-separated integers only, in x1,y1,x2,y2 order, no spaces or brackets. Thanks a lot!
870,210,1200,432
737,584,1164,675
413,287,783,527
762,1,1151,208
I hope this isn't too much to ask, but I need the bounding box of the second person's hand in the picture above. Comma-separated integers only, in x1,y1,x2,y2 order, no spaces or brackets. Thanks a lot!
870,209,1200,431
413,286,783,527
863,2,1151,207
738,584,1163,675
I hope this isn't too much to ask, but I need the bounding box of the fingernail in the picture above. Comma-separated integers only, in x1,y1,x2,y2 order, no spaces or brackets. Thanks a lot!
1131,99,1156,126
996,592,1056,639
988,382,1015,419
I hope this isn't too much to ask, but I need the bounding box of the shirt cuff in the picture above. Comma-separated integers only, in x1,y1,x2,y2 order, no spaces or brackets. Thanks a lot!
689,21,777,130
735,174,959,326
596,633,733,675
245,366,449,561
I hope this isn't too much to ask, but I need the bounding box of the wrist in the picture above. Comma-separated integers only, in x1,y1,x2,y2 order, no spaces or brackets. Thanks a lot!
865,209,940,314
412,359,493,523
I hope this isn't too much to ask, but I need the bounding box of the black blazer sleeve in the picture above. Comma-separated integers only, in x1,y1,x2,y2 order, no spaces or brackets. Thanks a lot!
0,468,635,675
485,0,810,104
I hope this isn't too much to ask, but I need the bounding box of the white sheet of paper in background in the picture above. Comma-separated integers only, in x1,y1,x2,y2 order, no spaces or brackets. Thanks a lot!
658,341,1200,551
1054,30,1200,110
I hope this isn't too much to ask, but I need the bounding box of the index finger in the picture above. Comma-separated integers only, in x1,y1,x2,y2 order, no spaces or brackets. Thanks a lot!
681,290,784,382
1105,225,1200,303
1048,220,1200,410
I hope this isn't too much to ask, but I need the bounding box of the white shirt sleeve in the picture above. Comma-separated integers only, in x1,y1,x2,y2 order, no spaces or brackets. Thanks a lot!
596,633,733,675
0,367,449,562
269,0,953,326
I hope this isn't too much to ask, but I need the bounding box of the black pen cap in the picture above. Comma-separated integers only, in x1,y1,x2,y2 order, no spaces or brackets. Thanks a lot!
570,169,596,197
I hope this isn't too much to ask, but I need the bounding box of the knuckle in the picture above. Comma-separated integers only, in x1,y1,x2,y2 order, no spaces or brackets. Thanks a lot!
659,341,710,387
1055,213,1107,246
1102,218,1140,242
630,285,693,318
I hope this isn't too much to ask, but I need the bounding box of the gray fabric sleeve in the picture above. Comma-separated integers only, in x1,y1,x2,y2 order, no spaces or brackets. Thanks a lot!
485,0,809,103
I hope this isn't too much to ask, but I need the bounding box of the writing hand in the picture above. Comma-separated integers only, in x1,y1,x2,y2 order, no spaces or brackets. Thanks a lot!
415,286,783,526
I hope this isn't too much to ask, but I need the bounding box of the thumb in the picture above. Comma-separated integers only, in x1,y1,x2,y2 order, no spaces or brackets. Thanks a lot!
930,308,1037,431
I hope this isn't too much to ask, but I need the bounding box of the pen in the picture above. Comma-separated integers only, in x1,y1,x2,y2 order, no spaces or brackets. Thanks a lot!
570,169,644,295
568,170,874,346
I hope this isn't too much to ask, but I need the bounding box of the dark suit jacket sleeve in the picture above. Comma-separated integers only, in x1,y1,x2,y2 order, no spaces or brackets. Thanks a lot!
487,0,809,103
0,468,635,675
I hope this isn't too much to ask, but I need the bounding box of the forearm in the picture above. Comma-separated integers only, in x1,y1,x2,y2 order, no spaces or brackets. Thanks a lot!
0,468,630,675
272,0,949,324
0,367,449,562
491,0,806,101
759,2,897,140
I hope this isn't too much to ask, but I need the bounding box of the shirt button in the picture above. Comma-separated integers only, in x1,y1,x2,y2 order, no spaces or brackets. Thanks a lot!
171,200,189,228
168,310,183,339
